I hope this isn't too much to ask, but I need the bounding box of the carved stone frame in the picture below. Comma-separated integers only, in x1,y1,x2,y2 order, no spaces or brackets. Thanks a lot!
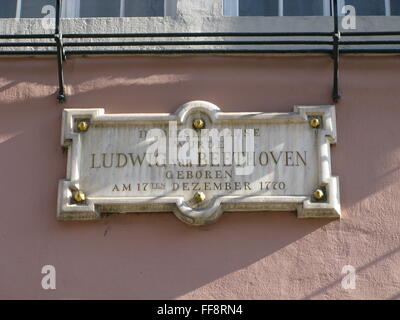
58,101,340,225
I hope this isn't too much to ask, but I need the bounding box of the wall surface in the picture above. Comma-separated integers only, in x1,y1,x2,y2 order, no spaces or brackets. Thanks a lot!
0,55,399,299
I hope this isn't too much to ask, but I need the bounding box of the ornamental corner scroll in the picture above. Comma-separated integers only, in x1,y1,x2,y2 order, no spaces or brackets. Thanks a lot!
58,101,341,225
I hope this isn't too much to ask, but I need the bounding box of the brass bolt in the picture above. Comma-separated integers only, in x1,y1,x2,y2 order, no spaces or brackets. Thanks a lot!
309,118,320,128
313,189,324,200
73,190,86,203
193,119,205,129
193,191,206,203
77,121,89,132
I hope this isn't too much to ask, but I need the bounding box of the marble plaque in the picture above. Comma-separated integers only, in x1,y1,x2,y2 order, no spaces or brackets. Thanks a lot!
58,101,340,225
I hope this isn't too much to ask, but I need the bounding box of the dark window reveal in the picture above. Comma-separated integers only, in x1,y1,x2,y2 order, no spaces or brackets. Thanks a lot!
345,0,386,16
284,0,324,16
125,0,164,17
0,0,17,18
239,0,279,16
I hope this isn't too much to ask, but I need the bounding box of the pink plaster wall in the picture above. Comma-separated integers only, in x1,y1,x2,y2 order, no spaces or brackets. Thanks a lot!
0,55,399,299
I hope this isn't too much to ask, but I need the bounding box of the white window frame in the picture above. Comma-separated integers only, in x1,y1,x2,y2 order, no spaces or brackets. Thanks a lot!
15,0,22,18
224,0,393,17
14,0,176,18
385,0,391,16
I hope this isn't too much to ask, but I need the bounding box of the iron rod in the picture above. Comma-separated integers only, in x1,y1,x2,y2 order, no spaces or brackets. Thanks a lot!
4,40,400,48
55,0,65,102
332,0,340,102
0,42,56,47
2,48,400,56
62,40,334,47
62,32,333,39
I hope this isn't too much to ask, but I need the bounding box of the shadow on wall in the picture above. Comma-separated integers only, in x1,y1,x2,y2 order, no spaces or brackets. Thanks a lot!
0,56,399,299
302,246,400,300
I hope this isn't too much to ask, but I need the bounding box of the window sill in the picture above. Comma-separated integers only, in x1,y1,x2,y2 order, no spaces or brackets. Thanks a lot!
0,16,399,55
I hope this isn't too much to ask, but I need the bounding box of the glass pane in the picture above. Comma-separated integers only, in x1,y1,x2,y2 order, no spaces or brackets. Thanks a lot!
80,0,121,17
239,0,279,16
345,0,386,15
21,0,56,18
0,0,17,18
284,0,324,16
391,0,400,15
125,0,164,17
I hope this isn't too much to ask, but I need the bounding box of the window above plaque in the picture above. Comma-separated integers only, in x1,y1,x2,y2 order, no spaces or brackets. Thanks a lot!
0,0,177,18
1,0,399,55
2,0,400,18
223,0,400,17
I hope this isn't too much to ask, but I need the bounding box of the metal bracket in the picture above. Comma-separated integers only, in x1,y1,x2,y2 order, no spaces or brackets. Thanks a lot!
55,0,66,103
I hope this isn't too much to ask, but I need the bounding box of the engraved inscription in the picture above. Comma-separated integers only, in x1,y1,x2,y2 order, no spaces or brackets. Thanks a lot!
58,101,340,224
